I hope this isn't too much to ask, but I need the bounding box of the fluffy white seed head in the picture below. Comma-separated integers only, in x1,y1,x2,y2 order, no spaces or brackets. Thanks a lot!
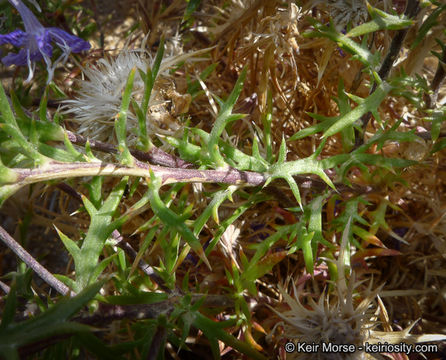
63,41,208,146
63,50,157,144
271,276,379,360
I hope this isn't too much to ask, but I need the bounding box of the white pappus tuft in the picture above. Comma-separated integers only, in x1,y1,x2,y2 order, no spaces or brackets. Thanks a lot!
308,0,369,31
63,41,210,146
63,49,155,144
328,0,368,30
268,218,446,359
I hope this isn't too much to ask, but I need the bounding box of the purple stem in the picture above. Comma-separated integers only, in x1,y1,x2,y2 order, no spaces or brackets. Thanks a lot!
0,225,74,296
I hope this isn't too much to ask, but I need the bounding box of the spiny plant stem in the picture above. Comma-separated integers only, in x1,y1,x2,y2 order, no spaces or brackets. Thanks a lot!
0,280,11,294
0,226,73,296
11,160,267,187
375,0,420,84
429,45,446,107
355,0,421,147
5,93,192,169
5,160,381,205
65,130,193,169
74,295,234,326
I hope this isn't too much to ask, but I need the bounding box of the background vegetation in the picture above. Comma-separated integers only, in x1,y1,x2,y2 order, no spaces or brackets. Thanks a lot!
0,0,446,359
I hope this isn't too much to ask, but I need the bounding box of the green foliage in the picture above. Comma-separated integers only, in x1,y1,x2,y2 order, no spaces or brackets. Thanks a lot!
191,311,266,360
323,82,392,137
146,171,211,270
411,2,446,50
267,138,335,207
136,38,165,151
182,0,202,30
208,67,248,168
347,4,413,38
305,18,381,71
0,82,49,167
57,177,127,292
288,79,391,144
115,69,136,166
0,1,445,358
0,282,102,358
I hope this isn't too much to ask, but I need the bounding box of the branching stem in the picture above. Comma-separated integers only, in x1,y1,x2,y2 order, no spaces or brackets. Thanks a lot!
355,0,420,147
0,226,73,296
11,160,267,187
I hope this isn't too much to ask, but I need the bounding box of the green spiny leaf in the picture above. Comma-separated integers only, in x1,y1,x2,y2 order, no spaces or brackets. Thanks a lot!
55,226,81,260
323,82,392,138
38,87,49,123
277,135,287,164
75,178,127,289
305,19,380,69
283,175,302,208
146,171,211,270
0,281,103,353
209,67,247,167
411,3,446,49
0,283,17,330
347,4,412,37
115,68,136,166
301,231,315,274
151,37,165,84
192,312,267,360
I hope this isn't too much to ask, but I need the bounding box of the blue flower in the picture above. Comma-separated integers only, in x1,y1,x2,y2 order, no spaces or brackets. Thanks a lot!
0,0,90,83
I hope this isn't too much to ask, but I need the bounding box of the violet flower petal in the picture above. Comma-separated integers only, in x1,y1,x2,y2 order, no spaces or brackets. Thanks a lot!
1,0,90,83
2,48,29,66
34,30,53,58
0,29,27,47
48,28,90,53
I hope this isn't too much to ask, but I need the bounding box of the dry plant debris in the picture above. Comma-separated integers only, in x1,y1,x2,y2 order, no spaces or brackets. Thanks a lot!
1,0,446,359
